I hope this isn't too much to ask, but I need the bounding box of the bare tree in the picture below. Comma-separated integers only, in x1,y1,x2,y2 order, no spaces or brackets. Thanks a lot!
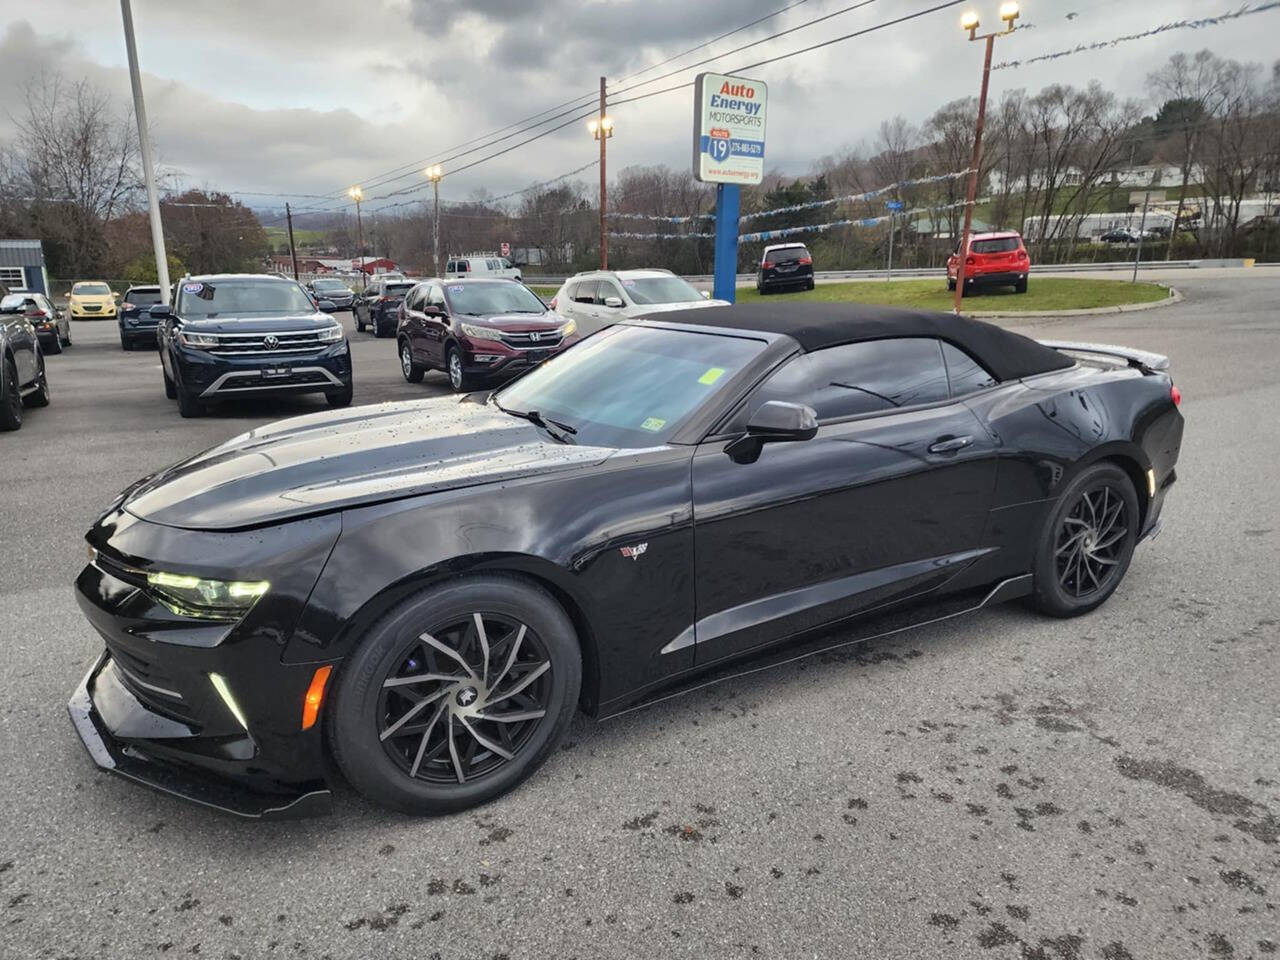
1199,59,1271,256
9,73,142,276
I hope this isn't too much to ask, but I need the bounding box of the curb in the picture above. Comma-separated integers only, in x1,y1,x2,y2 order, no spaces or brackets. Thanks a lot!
963,283,1183,320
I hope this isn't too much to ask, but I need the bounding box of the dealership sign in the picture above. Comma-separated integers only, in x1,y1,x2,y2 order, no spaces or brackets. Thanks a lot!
692,73,768,185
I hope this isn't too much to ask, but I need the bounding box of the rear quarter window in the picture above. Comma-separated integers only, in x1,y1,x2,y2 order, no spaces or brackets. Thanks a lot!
941,342,998,394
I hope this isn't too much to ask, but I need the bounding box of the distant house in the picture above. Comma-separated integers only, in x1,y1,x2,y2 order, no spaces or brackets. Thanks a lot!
0,240,50,294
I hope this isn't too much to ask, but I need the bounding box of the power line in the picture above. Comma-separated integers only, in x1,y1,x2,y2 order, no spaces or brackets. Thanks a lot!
611,0,968,108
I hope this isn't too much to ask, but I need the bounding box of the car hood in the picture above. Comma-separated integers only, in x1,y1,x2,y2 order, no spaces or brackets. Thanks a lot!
121,396,616,530
71,294,114,306
454,310,564,330
178,312,336,333
635,299,729,314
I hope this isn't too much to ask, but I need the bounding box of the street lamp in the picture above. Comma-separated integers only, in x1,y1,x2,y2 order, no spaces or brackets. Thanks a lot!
424,164,443,277
951,1,1020,315
348,185,365,285
590,77,613,269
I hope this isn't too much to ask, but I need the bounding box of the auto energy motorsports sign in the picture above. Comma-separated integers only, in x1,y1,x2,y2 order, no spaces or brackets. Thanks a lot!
693,73,768,185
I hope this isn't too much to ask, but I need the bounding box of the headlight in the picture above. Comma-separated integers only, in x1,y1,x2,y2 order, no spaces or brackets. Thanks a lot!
146,571,270,620
558,319,577,338
178,330,219,349
460,322,504,342
316,323,344,343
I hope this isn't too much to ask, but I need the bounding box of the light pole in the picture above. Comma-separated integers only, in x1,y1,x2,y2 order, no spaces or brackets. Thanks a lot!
588,76,613,270
424,164,443,277
120,0,170,303
348,185,365,287
952,1,1020,315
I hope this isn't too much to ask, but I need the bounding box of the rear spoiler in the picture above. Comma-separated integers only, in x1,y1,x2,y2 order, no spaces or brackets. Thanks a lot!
1039,340,1169,373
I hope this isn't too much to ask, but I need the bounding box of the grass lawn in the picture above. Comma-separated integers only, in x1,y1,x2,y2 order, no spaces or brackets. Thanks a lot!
732,277,1170,313
529,285,559,300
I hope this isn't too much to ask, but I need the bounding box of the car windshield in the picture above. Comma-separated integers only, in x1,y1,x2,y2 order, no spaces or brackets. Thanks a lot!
127,289,163,305
0,294,36,313
447,282,546,316
177,279,315,317
312,280,348,291
768,247,809,263
622,276,705,305
494,324,765,448
972,238,1020,253
73,283,111,295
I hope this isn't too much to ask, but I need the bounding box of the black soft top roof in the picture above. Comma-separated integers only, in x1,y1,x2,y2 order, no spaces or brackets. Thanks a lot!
654,302,1075,382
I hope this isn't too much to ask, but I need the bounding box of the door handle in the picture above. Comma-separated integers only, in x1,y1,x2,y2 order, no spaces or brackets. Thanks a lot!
929,435,974,454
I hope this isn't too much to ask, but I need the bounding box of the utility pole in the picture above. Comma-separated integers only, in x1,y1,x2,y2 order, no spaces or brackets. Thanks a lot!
120,0,170,303
425,165,443,276
598,76,608,270
285,202,299,280
1132,191,1151,284
952,4,1020,315
348,186,365,288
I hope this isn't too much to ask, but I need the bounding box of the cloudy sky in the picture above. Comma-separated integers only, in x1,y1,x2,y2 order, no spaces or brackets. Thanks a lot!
1,0,1276,217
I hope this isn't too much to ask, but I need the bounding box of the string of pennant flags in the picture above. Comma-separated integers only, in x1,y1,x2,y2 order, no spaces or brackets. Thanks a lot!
608,196,991,244
608,169,974,225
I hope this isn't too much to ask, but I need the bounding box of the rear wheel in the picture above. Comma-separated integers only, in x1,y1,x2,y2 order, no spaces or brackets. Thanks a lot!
400,342,425,383
45,335,62,355
328,575,581,815
947,277,957,291
805,279,816,291
355,308,365,333
1015,276,1028,294
1,357,23,431
1031,462,1139,617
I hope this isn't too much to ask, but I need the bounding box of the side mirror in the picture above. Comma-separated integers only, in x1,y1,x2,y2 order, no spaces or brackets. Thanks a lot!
317,299,337,313
701,290,711,299
603,296,624,308
726,400,819,464
423,305,447,317
149,304,171,319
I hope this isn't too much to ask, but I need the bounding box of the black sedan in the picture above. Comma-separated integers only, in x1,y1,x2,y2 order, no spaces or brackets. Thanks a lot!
68,303,1183,817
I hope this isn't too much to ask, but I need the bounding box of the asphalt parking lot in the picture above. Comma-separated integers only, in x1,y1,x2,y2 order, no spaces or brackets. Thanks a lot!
1,283,1277,960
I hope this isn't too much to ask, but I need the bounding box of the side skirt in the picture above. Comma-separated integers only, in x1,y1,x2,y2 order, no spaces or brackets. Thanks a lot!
598,574,1032,720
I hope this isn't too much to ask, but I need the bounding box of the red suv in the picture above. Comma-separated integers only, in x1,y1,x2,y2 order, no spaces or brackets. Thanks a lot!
947,231,1030,295
396,278,577,392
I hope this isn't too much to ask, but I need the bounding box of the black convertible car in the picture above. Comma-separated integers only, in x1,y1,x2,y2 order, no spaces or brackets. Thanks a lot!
69,304,1183,818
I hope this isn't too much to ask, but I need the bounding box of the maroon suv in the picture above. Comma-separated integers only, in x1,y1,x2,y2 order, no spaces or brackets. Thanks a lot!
396,278,577,391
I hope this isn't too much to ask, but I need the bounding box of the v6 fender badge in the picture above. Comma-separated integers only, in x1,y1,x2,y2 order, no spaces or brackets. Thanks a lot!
619,543,648,561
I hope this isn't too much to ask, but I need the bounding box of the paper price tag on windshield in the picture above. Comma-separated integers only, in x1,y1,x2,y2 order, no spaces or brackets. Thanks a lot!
639,417,666,432
698,367,726,385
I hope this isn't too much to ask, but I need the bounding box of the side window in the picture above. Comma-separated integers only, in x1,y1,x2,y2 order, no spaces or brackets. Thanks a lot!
427,284,447,308
941,341,998,395
445,260,455,273
405,286,422,311
457,260,470,273
598,281,624,305
563,281,579,301
744,339,950,423
572,280,599,304
486,259,498,270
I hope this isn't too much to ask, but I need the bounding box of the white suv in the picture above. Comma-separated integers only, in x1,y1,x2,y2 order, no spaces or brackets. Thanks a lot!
445,255,522,282
550,269,728,337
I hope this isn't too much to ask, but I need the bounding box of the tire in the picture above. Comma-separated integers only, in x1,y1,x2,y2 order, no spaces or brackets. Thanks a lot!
947,278,957,291
327,574,581,815
162,365,177,399
1,357,23,431
326,382,354,407
1015,276,1028,294
446,344,473,393
355,309,365,333
175,370,204,418
121,333,132,351
23,354,50,408
45,335,62,355
805,279,816,291
400,341,425,383
1031,462,1139,618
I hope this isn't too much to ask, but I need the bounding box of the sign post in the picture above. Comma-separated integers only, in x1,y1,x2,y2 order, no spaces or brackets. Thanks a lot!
885,199,904,280
693,72,768,304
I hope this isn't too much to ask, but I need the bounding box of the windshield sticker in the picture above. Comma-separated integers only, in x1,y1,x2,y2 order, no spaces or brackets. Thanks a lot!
449,285,464,294
698,367,726,385
182,282,203,294
622,279,636,287
639,417,667,432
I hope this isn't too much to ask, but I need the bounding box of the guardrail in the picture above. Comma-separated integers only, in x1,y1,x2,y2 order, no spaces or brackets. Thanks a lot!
523,258,1268,286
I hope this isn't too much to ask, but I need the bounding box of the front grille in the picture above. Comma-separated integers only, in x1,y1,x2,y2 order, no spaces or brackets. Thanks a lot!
206,330,331,356
81,304,102,312
105,646,199,725
501,331,563,350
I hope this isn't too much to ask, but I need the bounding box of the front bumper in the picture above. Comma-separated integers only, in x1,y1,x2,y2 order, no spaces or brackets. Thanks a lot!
174,342,352,399
68,651,331,819
461,335,576,384
71,305,117,319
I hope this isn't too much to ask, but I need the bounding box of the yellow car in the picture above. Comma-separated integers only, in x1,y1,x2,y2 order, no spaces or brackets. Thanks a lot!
68,281,118,319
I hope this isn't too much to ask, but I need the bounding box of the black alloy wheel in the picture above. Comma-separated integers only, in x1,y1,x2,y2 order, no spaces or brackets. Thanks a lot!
328,575,580,814
1032,462,1138,617
1,357,23,430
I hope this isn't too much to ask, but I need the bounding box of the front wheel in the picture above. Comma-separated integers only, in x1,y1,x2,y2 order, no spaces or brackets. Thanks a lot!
325,382,354,407
175,370,204,418
1,357,23,431
327,575,581,814
1031,462,1139,618
446,345,474,393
